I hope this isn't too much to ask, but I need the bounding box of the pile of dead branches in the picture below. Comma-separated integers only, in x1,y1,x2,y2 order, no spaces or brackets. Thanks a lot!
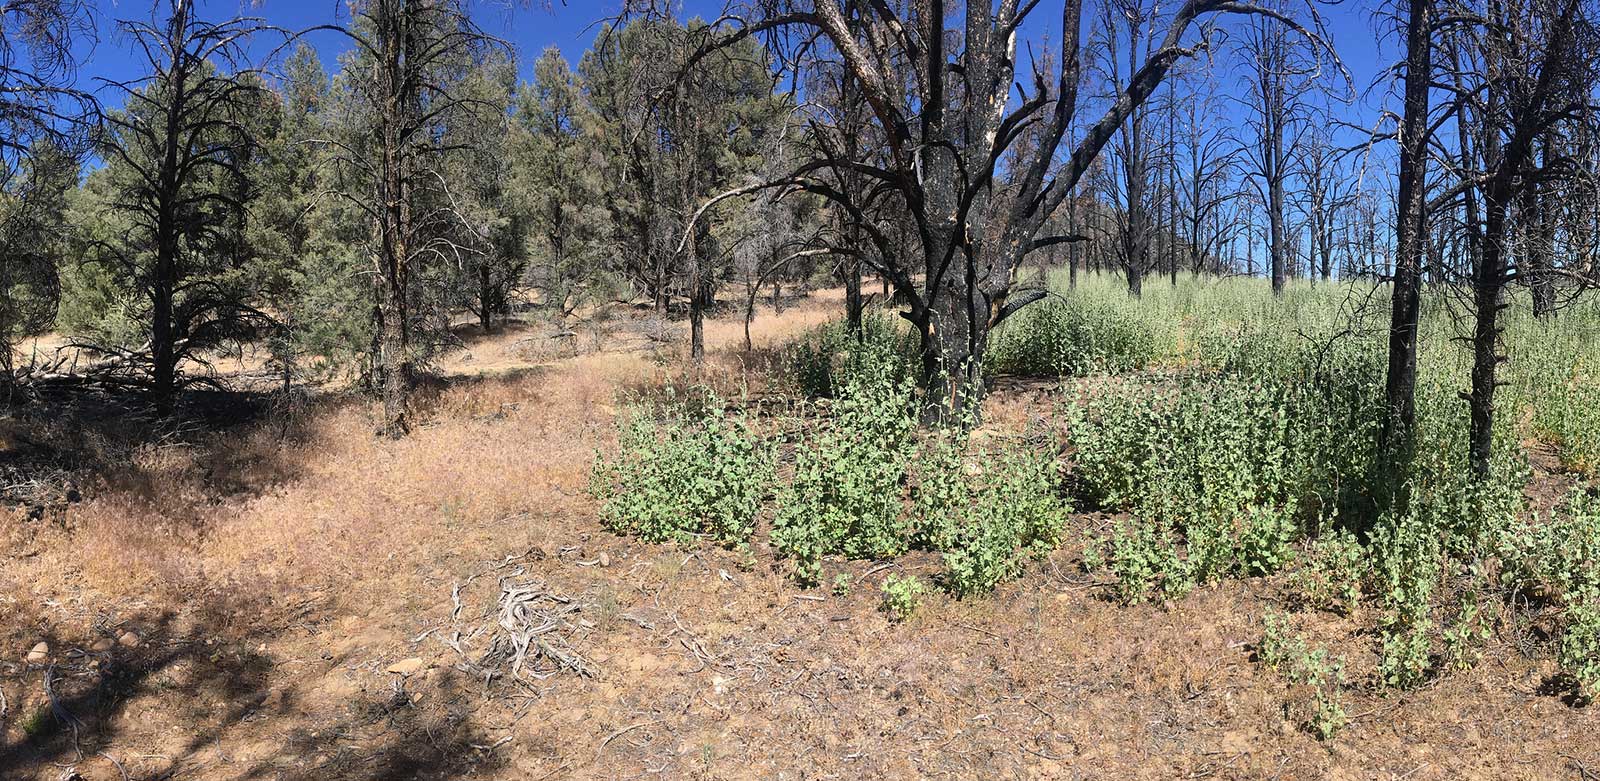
440,557,599,683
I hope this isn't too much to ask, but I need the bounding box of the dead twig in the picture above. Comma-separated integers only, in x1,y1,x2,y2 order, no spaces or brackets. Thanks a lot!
597,719,662,755
44,664,83,760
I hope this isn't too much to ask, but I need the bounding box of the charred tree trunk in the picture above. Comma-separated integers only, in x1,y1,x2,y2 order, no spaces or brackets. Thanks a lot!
1381,0,1433,461
914,279,985,426
1468,192,1510,478
843,223,864,336
1528,138,1558,316
688,236,705,361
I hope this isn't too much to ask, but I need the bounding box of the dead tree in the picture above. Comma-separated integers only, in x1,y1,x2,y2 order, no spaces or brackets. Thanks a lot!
1175,69,1239,276
1433,0,1596,477
669,0,1335,423
1096,0,1161,298
1237,12,1322,295
1298,126,1356,282
1380,0,1433,461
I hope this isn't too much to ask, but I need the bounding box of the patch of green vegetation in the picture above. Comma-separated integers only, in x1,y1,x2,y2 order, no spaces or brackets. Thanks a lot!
589,391,771,546
1258,612,1349,740
880,574,925,621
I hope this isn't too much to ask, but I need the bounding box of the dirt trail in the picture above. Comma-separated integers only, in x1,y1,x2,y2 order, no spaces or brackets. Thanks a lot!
1,291,1595,781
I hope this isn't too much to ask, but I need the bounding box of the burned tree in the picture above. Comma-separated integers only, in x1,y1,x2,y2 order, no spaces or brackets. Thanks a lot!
1433,0,1598,477
1096,0,1162,298
1380,0,1433,460
1237,11,1323,294
670,0,1335,423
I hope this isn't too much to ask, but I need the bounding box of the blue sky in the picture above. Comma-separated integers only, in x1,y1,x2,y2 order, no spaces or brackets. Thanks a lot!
77,1,1389,107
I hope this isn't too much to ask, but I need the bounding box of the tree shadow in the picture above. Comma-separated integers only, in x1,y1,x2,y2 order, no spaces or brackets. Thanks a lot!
446,315,544,350
0,594,507,781
0,382,334,522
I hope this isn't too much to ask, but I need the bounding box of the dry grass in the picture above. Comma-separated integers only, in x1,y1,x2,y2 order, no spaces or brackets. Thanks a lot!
0,286,1595,780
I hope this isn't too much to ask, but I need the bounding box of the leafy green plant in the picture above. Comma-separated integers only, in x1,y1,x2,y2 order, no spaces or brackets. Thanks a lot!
937,449,1067,598
1561,588,1600,704
1372,505,1440,690
1263,614,1349,738
1442,581,1493,672
1287,529,1365,613
1534,368,1600,478
590,394,771,546
1257,612,1348,739
831,573,852,597
772,365,917,585
880,574,925,621
1237,504,1296,577
1098,515,1187,603
785,312,916,399
988,296,1164,378
1503,491,1600,699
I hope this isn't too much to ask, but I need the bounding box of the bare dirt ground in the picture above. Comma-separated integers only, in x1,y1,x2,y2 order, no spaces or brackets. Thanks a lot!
1,291,1595,781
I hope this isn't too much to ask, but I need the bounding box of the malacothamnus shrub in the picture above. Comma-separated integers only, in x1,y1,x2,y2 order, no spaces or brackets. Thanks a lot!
773,363,918,585
881,573,925,621
590,394,771,546
934,447,1068,598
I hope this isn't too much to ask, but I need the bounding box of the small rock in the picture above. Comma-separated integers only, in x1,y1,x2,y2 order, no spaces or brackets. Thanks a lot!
117,631,141,648
598,552,610,567
387,657,427,676
90,638,114,653
25,641,48,662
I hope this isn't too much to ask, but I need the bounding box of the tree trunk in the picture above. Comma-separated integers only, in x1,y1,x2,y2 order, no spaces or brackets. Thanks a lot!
744,281,757,352
1067,195,1080,289
152,267,176,416
378,270,411,436
915,285,986,426
1468,198,1508,479
1381,0,1432,460
1528,138,1557,317
843,241,863,337
478,263,494,333
1268,176,1286,294
689,254,705,362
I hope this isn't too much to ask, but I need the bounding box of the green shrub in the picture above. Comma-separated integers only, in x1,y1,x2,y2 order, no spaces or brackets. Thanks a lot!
785,312,917,399
988,297,1162,377
775,366,1068,594
880,574,925,621
1071,364,1382,597
1535,377,1600,478
1101,516,1187,603
1371,506,1441,689
1503,491,1600,699
590,395,771,546
1562,589,1600,703
936,449,1067,598
831,573,852,597
1257,612,1348,739
772,364,917,585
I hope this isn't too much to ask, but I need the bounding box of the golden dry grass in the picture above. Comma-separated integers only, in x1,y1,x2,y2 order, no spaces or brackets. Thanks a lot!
0,287,1595,781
